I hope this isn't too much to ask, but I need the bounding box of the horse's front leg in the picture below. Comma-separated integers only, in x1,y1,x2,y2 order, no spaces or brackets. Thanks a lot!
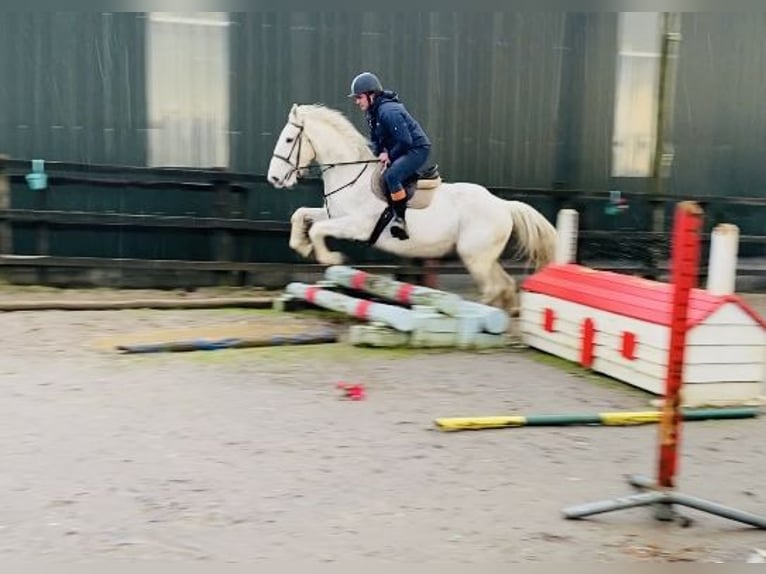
308,215,375,266
289,207,327,259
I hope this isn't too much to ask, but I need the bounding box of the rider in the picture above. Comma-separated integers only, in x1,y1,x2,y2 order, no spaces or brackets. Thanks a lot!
348,71,431,240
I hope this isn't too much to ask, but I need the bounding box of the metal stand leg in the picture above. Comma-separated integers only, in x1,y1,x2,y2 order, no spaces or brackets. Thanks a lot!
563,474,766,529
562,490,667,519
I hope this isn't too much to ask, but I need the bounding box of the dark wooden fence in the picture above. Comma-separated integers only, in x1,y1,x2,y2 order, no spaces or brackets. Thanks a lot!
1,156,764,290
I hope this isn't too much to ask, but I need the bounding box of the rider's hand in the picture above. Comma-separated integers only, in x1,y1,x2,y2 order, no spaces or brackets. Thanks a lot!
378,152,390,167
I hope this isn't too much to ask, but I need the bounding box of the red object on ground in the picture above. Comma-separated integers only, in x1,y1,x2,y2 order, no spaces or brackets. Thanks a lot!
336,382,366,401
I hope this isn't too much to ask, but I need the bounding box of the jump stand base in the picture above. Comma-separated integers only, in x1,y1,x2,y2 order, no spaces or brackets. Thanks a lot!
563,474,766,529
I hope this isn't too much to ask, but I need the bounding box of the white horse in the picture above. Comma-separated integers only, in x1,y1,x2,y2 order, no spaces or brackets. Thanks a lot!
266,103,556,312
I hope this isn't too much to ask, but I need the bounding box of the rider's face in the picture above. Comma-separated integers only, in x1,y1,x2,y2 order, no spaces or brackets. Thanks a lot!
354,93,372,112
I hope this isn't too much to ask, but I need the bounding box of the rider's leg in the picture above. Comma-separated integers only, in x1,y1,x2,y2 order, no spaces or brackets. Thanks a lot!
388,187,409,240
384,147,430,240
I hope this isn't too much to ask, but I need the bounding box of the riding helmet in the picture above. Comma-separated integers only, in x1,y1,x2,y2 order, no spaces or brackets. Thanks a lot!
348,72,383,97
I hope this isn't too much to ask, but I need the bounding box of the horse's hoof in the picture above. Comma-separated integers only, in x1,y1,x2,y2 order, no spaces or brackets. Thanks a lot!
318,251,345,266
291,243,313,258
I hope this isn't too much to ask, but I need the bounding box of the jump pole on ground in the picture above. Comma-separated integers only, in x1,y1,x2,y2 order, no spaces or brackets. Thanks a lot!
433,407,759,431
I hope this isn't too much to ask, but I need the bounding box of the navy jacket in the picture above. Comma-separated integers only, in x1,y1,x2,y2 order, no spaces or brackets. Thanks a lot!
366,91,431,161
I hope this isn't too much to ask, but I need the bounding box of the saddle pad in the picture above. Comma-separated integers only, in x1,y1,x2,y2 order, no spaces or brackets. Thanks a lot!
370,164,441,210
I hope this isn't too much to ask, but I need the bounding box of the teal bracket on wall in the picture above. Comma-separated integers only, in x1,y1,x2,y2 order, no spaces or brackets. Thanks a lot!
25,159,48,190
605,190,629,215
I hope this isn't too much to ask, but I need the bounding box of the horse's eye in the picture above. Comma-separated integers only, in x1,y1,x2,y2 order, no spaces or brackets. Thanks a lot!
285,137,294,143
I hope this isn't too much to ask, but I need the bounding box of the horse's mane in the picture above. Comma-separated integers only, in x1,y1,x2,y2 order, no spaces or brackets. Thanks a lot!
295,104,373,159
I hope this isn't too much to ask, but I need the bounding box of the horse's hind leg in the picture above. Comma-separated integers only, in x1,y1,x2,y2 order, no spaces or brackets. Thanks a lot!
491,261,519,315
458,252,506,309
456,228,512,311
466,260,517,312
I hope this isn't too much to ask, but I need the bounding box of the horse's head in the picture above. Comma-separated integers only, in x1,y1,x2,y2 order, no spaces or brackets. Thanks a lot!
267,104,316,188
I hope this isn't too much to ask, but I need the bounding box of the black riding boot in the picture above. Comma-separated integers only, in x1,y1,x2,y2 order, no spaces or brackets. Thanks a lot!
390,199,409,240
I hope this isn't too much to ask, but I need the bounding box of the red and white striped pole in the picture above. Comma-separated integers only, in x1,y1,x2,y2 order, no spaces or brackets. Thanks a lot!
324,265,509,334
657,201,703,489
285,282,415,332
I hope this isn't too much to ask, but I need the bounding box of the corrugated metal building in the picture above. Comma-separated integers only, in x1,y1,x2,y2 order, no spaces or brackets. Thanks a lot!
0,12,765,199
0,13,147,165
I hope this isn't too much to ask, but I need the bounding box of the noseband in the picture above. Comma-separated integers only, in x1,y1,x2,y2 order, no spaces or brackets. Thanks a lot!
270,120,308,182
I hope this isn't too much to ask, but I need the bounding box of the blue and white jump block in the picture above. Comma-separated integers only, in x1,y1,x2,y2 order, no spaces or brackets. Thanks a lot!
276,265,510,349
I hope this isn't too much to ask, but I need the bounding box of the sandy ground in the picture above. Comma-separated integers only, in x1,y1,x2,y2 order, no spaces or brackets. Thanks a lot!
0,285,764,564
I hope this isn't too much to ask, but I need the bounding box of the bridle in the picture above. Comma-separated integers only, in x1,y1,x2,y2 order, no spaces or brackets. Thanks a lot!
270,120,309,184
270,119,379,216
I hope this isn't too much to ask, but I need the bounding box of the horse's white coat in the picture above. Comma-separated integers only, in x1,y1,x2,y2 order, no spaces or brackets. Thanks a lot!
267,104,556,312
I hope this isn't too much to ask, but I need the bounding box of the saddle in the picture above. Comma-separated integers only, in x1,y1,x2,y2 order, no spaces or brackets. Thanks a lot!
367,164,443,245
370,163,443,209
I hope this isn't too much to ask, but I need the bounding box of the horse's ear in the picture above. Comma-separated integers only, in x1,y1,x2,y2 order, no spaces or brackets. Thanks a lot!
290,103,299,120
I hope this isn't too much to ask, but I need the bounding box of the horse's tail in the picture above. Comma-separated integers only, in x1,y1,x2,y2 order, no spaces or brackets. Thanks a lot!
505,200,557,270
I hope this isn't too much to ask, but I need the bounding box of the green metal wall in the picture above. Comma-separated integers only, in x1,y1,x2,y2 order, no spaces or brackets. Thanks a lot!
0,13,147,165
552,13,618,190
2,12,766,200
671,13,766,199
229,12,618,190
